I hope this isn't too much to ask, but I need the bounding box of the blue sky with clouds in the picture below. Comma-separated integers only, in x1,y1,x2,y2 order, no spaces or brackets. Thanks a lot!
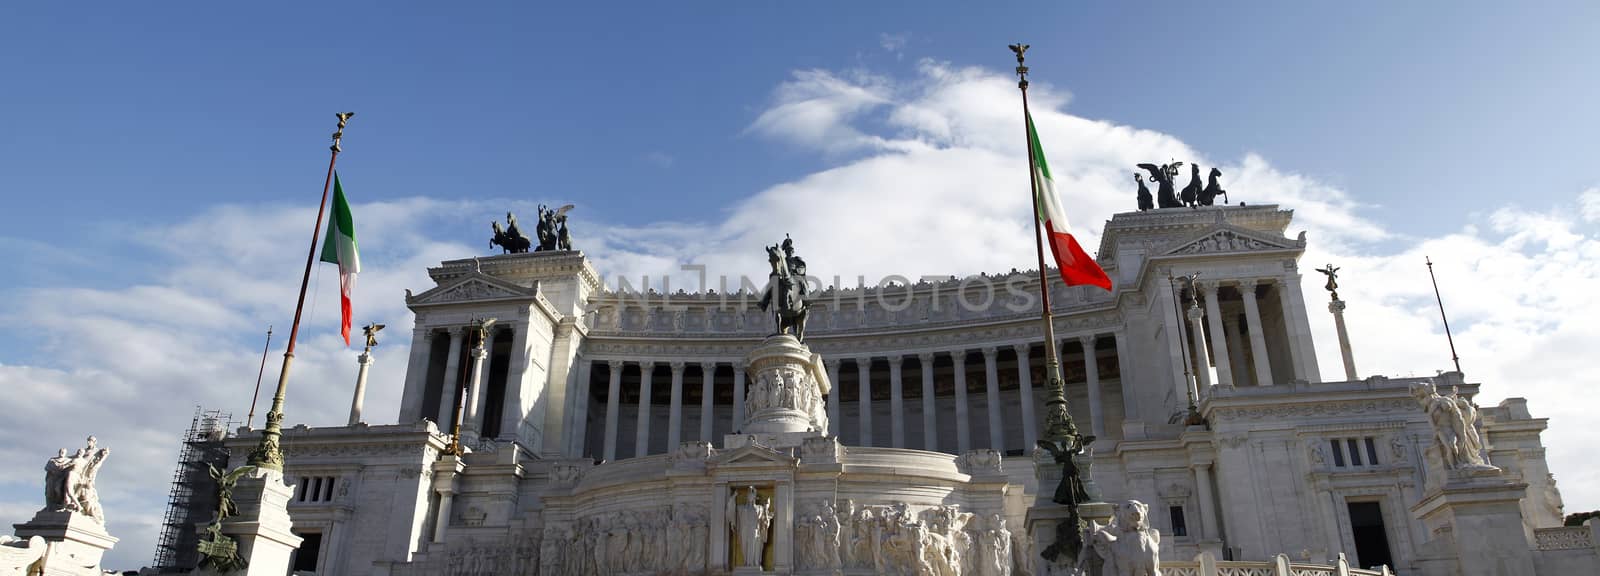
3,2,1599,570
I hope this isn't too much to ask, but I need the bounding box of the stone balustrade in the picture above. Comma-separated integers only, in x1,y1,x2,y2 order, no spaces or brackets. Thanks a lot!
1160,552,1391,576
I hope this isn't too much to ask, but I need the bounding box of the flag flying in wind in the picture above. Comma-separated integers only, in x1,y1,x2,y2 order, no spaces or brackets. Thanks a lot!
1028,114,1112,291
319,173,361,345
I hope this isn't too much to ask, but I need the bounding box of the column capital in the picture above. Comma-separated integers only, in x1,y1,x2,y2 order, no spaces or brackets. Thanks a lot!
823,358,841,369
607,359,625,370
640,360,656,371
1012,343,1031,357
1194,279,1219,294
887,354,903,363
1238,279,1263,296
949,350,968,364
470,346,488,359
917,351,936,363
700,361,718,372
449,326,470,337
358,352,373,365
981,346,999,359
1078,334,1098,347
669,360,686,373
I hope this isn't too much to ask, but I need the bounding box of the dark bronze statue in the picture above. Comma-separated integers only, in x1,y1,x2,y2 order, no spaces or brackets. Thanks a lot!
1134,173,1154,211
1317,264,1340,300
1038,401,1095,565
1137,162,1184,209
491,212,532,254
758,235,810,341
1180,163,1202,207
533,204,575,252
1200,167,1227,206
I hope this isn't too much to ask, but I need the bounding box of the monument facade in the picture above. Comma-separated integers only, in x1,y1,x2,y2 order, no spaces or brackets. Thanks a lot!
198,204,1590,575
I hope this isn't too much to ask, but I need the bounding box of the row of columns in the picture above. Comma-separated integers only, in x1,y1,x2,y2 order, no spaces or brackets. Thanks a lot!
1183,278,1316,393
400,324,519,439
593,334,1120,460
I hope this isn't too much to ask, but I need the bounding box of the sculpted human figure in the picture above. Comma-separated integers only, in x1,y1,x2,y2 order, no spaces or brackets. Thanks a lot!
1412,382,1493,470
817,499,843,570
43,449,77,512
728,486,772,568
1135,173,1154,211
76,448,109,521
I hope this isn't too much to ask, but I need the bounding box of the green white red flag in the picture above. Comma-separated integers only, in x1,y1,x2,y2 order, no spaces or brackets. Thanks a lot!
1028,114,1112,291
318,172,361,345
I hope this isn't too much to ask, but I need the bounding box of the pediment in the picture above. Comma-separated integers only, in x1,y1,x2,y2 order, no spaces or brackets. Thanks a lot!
406,273,539,306
708,442,797,468
1163,225,1299,257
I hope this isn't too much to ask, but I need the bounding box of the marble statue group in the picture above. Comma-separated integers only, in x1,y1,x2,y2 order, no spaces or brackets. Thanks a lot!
1411,382,1494,470
42,436,109,522
1135,161,1227,210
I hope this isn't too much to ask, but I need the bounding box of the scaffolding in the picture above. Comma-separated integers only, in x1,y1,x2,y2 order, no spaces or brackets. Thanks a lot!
151,407,236,572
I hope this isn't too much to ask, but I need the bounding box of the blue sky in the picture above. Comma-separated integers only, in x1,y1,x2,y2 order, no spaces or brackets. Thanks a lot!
3,2,1600,570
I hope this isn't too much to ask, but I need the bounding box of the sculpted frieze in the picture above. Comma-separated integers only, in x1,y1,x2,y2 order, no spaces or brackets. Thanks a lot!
1212,399,1411,422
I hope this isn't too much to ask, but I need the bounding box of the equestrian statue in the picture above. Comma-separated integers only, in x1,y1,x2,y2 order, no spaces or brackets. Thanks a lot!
759,235,810,341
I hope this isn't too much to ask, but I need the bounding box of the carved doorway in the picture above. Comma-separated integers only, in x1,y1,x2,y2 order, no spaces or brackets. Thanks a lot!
1346,501,1393,570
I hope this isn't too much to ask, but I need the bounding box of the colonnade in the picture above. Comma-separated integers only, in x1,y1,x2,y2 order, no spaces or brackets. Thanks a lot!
397,323,526,442
583,333,1127,461
1177,277,1319,398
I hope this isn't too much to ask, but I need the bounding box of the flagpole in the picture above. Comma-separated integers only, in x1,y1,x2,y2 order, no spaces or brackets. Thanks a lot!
247,112,355,471
1425,256,1462,374
246,325,273,429
1009,44,1081,443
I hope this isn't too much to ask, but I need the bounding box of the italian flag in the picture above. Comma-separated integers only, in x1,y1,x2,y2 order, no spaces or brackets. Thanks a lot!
1028,114,1112,291
319,173,361,345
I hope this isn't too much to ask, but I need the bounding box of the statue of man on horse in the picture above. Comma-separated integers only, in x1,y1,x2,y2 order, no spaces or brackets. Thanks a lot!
759,235,811,341
490,211,533,253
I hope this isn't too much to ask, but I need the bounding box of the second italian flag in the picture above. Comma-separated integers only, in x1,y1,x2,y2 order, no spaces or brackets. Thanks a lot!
319,173,361,345
1028,114,1112,291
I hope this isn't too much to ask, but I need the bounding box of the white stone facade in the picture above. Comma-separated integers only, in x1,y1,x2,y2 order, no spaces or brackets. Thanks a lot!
215,205,1583,575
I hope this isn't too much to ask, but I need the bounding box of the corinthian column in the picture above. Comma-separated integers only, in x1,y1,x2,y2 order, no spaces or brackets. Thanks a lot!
667,361,685,448
1200,281,1234,387
888,354,905,449
635,361,655,458
1013,344,1037,451
918,352,938,452
1186,298,1213,393
857,359,874,447
1330,299,1358,381
1240,281,1275,386
982,347,1003,452
436,327,466,426
1081,335,1104,438
700,362,717,441
603,360,623,461
349,350,373,426
463,342,490,438
732,364,747,430
953,350,971,453
826,359,843,438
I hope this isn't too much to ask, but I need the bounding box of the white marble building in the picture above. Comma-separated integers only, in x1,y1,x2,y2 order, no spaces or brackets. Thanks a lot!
218,204,1582,575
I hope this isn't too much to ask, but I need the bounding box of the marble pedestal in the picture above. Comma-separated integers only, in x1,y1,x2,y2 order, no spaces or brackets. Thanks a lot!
207,468,303,576
13,510,118,576
1410,469,1535,576
1025,501,1114,576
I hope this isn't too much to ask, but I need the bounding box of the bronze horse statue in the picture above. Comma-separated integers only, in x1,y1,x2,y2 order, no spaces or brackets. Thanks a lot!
759,237,810,341
1199,167,1227,206
490,212,532,253
1180,163,1202,207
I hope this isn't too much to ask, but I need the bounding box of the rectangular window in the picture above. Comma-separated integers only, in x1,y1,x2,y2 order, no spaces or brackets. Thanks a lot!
1330,439,1346,467
1365,437,1380,466
1347,439,1363,466
1169,505,1188,537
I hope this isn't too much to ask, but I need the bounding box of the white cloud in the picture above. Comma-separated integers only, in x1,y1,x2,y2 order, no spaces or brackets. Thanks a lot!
4,59,1599,572
1579,186,1600,223
879,32,909,60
